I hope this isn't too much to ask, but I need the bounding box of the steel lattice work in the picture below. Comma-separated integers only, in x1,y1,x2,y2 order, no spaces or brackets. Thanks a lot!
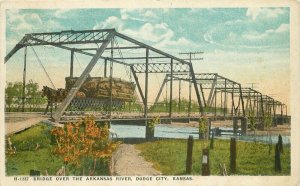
5,29,204,121
5,29,287,122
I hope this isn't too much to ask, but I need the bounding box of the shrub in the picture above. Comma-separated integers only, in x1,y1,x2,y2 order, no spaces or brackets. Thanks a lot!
51,115,120,175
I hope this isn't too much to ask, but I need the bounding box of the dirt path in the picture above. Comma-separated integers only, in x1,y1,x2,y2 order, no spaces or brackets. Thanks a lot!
110,144,161,176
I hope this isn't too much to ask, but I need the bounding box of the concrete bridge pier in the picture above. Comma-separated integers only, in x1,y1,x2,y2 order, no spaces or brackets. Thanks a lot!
233,117,238,135
241,117,247,135
272,117,278,127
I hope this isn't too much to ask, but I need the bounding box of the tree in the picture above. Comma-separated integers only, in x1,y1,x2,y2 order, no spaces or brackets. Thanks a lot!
5,82,23,111
5,81,47,112
25,80,47,111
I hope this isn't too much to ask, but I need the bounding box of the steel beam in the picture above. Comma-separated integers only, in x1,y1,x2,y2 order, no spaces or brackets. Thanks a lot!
130,66,145,104
239,84,245,117
207,77,217,106
144,49,149,118
22,46,27,112
169,59,173,117
104,59,107,78
132,63,190,73
189,63,204,115
115,32,190,65
154,77,167,105
70,49,74,77
179,79,181,112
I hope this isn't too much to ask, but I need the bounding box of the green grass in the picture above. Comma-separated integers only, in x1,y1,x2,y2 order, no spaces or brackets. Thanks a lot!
6,148,63,175
5,123,110,176
135,139,290,175
6,124,63,176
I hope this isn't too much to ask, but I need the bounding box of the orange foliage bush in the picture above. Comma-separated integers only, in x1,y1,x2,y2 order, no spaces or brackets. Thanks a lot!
51,116,120,167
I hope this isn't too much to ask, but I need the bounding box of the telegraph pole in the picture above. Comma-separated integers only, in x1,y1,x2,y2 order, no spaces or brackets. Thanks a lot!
246,83,258,89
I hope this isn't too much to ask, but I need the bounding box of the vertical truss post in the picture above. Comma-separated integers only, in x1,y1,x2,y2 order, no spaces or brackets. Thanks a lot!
179,79,181,113
231,90,234,116
214,90,217,117
169,59,173,117
280,104,283,117
272,99,276,117
109,39,114,120
188,55,192,117
245,91,250,113
130,66,145,104
260,94,264,118
144,49,149,118
221,91,223,112
239,85,245,117
285,105,287,117
189,63,204,115
166,81,168,113
104,59,107,78
224,80,227,117
22,46,27,112
256,93,259,116
53,32,115,122
188,78,192,117
70,49,74,77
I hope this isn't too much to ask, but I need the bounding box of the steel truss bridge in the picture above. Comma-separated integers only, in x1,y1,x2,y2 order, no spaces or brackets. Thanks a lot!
5,29,288,125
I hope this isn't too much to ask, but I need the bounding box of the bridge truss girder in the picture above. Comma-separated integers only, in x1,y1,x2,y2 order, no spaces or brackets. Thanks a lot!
153,73,245,117
5,29,205,121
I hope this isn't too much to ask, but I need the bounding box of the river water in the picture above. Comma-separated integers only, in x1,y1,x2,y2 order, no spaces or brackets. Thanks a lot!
110,124,290,144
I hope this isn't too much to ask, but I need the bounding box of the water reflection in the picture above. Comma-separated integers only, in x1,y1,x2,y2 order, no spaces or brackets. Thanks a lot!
110,124,290,144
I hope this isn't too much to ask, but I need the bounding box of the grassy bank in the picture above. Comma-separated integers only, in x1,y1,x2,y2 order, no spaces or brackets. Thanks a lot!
135,139,290,175
6,123,110,176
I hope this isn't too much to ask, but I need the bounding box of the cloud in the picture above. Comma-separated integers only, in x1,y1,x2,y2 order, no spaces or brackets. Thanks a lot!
93,16,123,30
246,8,286,21
6,10,65,36
25,13,42,24
203,10,289,50
242,23,289,41
54,9,71,18
123,22,174,43
93,10,198,54
120,9,159,22
273,23,289,33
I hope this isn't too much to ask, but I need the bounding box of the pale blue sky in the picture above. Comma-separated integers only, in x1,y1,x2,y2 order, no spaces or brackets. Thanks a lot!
5,8,290,106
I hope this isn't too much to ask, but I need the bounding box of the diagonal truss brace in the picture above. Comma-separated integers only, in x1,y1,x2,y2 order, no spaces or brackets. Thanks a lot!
52,32,115,121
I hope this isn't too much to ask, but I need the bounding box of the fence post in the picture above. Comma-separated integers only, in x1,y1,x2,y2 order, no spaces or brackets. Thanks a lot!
275,143,281,172
186,135,194,174
230,137,236,174
202,148,210,176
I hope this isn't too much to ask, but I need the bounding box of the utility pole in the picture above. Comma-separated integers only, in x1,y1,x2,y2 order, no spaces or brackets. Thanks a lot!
246,83,258,89
179,52,203,117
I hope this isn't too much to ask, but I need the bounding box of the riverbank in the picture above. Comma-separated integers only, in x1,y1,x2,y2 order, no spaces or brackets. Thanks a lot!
167,120,290,136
